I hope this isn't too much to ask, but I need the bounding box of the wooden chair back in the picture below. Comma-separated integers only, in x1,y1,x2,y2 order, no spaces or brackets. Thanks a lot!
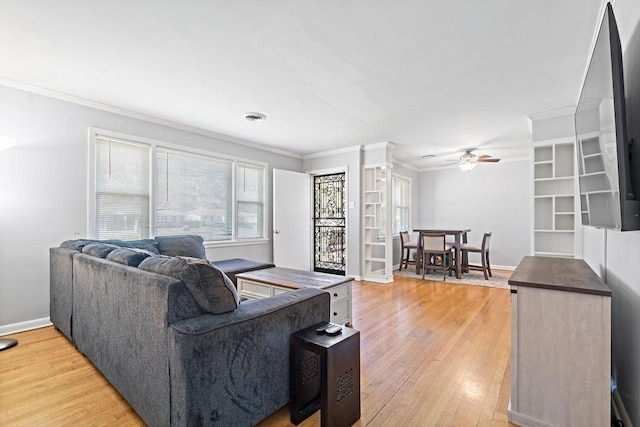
422,233,446,252
482,232,492,251
400,231,411,247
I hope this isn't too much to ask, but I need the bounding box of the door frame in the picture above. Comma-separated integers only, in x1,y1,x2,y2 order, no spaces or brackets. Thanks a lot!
306,166,349,276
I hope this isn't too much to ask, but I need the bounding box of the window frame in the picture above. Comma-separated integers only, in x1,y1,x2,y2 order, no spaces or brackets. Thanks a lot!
391,173,412,236
88,128,268,247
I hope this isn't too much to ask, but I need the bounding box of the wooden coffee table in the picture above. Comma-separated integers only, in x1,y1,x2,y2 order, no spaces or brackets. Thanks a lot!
236,267,353,326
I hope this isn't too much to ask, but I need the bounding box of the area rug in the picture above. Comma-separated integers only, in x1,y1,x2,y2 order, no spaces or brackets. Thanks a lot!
394,267,511,289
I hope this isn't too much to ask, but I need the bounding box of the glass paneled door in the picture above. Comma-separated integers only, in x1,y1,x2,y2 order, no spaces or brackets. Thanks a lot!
314,173,346,275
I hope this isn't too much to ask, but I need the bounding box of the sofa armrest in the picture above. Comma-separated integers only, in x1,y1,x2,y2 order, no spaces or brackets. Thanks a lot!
168,288,330,426
50,247,78,341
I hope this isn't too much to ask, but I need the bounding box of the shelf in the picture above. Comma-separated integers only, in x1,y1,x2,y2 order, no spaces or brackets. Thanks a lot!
363,165,391,280
535,177,574,196
534,146,553,162
579,171,607,178
532,142,576,258
534,176,574,182
534,194,574,198
533,251,575,258
582,189,617,195
534,229,575,233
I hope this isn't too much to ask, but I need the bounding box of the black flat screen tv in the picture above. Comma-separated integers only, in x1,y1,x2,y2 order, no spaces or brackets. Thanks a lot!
575,3,640,231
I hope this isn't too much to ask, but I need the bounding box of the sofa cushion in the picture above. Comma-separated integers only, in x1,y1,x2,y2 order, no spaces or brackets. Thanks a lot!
115,239,160,255
106,247,155,267
60,238,160,255
60,239,94,251
82,242,120,258
138,255,240,314
155,235,206,259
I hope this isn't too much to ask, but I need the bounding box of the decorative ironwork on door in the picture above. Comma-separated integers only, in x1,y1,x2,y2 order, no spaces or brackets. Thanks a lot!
314,173,346,275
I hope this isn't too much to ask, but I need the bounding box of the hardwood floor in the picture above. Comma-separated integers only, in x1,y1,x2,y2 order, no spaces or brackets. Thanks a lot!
0,274,514,426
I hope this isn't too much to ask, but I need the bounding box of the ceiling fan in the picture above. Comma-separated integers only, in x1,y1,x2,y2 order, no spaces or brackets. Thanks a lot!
457,149,501,170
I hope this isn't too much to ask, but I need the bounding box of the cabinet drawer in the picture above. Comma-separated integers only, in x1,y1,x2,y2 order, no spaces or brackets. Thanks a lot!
330,298,350,325
238,280,272,298
328,283,351,301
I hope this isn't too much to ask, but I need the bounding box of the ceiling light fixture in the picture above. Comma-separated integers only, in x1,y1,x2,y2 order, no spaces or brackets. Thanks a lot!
459,151,477,171
243,112,267,122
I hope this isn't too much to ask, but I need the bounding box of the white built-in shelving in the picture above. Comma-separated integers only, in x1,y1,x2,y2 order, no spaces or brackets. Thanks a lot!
576,131,619,228
532,140,577,258
363,165,392,282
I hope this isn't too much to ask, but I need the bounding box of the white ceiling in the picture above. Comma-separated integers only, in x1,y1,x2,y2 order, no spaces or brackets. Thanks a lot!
0,1,605,169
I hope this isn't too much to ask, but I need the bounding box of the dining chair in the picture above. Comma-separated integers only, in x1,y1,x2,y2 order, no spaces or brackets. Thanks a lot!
399,231,418,271
421,233,453,281
460,232,492,280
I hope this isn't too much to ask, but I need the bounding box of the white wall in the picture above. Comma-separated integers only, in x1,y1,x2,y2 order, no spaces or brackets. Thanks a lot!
417,159,531,269
0,84,301,333
580,1,640,424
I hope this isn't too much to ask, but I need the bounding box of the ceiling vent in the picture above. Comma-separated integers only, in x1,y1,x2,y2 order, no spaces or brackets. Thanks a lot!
243,112,267,122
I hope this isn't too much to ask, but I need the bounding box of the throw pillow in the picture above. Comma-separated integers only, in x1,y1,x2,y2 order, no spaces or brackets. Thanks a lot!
155,235,206,259
81,242,120,258
106,247,155,267
138,255,240,314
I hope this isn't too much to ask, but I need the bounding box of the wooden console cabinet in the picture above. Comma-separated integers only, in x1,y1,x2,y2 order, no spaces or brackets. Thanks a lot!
508,256,611,427
236,267,353,326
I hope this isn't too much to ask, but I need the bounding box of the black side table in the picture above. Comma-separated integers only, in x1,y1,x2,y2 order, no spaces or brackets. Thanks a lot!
290,323,361,427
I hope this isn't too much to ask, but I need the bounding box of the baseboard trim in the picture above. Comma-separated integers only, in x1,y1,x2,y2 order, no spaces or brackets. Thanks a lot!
507,409,554,427
0,317,52,336
493,264,516,271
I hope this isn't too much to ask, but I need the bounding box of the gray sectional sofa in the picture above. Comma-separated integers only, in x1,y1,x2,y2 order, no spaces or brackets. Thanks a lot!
49,235,329,426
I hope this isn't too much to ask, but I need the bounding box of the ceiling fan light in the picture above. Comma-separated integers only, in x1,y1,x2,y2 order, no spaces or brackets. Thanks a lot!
459,149,477,171
459,162,477,171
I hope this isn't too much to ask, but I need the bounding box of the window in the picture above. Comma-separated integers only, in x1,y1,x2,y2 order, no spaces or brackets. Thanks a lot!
91,131,266,244
156,148,233,241
392,175,411,235
94,137,151,240
236,163,264,239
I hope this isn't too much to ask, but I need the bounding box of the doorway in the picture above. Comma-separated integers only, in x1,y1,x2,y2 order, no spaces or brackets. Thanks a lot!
313,173,346,275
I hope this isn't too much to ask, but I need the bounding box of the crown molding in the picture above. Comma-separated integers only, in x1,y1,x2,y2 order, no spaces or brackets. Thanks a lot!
527,106,576,121
392,160,421,172
302,144,362,160
363,141,395,151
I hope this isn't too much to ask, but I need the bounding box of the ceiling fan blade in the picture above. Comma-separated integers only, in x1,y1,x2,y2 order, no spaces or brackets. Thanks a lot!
477,154,492,159
477,158,501,163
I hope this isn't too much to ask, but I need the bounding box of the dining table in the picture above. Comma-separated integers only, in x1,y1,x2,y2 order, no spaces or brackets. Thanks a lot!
413,228,471,279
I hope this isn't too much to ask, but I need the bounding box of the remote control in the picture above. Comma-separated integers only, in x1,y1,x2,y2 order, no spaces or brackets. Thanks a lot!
316,323,332,333
325,325,342,334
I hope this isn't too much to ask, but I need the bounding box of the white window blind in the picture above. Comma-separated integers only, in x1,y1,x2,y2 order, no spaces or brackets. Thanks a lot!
392,175,411,235
95,137,151,240
236,162,265,239
92,130,267,243
156,148,233,241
